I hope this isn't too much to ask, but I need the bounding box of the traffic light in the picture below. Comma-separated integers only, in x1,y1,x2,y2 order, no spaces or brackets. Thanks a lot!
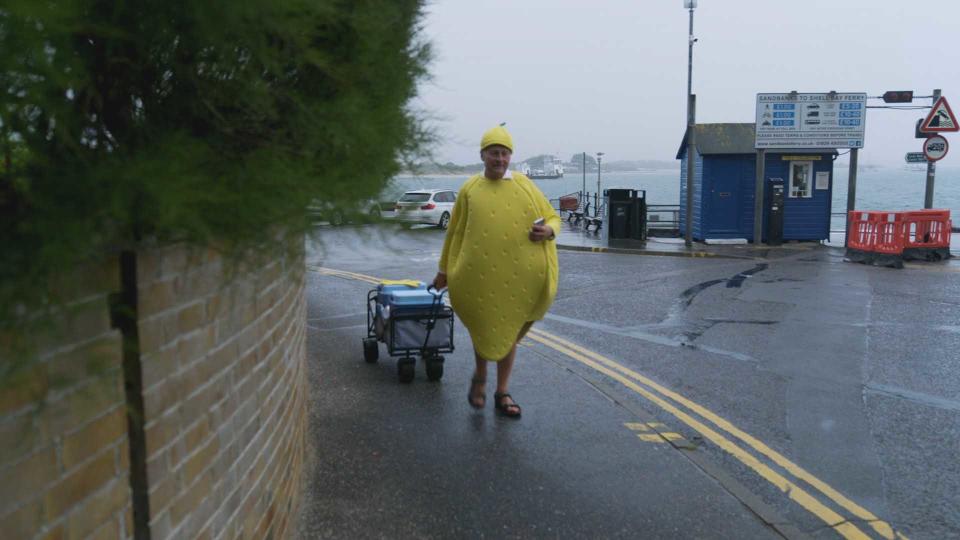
883,91,914,103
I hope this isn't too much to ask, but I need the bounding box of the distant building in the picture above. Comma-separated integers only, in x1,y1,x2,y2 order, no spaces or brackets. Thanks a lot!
676,123,837,242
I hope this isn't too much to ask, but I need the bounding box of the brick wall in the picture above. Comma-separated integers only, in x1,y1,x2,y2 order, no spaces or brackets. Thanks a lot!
0,258,133,540
0,237,308,540
136,242,307,539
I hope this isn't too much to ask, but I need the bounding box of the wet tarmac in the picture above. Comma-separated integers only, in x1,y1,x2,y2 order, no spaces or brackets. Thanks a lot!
297,220,960,539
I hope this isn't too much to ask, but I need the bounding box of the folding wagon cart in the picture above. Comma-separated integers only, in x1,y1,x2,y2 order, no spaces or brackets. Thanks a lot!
363,281,455,383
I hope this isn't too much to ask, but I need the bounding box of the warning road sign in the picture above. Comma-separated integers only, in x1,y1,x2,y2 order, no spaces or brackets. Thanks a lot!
920,96,959,132
923,135,949,161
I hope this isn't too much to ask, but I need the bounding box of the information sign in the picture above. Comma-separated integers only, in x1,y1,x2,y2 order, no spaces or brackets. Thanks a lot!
922,135,949,161
904,152,927,163
755,93,867,149
815,171,830,190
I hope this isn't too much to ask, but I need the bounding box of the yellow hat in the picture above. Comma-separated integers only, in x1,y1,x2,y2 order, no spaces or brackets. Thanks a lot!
480,125,513,152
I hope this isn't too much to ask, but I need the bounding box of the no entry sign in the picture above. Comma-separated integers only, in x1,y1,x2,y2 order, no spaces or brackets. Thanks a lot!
923,135,949,161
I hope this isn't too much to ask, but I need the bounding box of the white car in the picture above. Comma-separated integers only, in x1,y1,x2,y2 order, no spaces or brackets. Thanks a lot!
392,189,456,229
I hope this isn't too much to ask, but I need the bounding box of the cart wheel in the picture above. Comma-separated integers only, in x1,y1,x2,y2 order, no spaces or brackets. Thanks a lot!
398,360,415,383
425,356,444,381
363,338,379,363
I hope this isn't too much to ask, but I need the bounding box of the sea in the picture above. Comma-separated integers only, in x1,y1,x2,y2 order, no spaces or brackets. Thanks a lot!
389,165,960,242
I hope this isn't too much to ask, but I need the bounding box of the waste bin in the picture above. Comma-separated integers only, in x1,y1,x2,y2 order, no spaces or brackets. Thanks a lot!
602,188,636,243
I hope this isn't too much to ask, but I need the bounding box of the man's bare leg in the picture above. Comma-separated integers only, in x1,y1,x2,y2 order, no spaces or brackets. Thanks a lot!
494,321,533,413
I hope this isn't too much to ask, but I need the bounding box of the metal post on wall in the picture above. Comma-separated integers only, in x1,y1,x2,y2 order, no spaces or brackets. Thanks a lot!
924,88,941,209
845,148,859,246
685,96,696,246
753,149,765,244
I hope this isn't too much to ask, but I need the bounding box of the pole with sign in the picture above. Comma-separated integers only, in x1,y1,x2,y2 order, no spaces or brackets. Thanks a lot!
921,90,942,207
917,90,957,208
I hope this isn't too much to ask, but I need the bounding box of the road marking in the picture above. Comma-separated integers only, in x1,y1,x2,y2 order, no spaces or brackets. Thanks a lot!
314,266,902,540
309,265,381,284
525,330,872,540
622,421,697,450
529,328,900,540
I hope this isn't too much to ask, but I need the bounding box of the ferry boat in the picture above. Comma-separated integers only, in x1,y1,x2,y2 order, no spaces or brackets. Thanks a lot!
519,155,564,179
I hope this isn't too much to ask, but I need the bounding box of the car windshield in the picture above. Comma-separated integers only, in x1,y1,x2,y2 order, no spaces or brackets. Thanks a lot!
399,193,431,203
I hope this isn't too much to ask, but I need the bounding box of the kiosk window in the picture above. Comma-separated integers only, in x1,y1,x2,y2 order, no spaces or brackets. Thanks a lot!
789,162,813,198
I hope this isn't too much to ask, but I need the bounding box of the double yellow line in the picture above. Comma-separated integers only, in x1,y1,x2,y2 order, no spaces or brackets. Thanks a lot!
312,266,904,540
310,266,382,285
526,328,902,540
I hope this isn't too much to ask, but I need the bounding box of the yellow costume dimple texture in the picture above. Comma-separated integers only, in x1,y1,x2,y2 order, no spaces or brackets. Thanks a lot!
438,173,560,361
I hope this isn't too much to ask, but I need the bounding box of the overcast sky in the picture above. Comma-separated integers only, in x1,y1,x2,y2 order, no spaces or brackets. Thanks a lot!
416,0,960,166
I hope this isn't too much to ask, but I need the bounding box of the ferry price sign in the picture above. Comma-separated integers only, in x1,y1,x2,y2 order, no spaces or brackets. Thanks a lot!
755,93,868,149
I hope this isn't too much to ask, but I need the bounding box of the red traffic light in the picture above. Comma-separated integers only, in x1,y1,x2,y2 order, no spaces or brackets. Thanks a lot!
882,91,914,103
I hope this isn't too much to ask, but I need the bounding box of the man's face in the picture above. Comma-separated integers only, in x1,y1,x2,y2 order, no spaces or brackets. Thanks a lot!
481,145,512,179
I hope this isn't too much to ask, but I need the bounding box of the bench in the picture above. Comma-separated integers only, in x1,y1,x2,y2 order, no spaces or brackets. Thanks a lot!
565,201,589,224
583,204,605,232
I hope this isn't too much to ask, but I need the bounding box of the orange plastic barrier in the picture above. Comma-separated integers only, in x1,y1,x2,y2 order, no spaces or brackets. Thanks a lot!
847,209,952,266
873,212,906,255
902,209,952,249
846,211,877,252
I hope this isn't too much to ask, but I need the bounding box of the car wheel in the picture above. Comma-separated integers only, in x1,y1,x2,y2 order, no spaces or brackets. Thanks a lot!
438,212,450,229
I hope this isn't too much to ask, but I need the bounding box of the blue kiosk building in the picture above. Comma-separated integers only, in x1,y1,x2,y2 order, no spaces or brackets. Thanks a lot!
676,123,837,242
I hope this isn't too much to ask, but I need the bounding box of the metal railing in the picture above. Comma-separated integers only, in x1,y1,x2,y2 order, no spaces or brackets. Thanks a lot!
550,193,682,237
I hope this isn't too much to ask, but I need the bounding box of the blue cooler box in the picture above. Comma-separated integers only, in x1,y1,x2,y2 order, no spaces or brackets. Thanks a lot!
376,285,452,351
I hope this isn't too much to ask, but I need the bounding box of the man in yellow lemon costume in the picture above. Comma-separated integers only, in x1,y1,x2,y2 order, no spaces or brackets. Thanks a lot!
431,125,560,418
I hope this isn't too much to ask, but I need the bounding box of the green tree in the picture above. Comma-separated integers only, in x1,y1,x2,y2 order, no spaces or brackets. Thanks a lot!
568,153,597,169
0,0,432,331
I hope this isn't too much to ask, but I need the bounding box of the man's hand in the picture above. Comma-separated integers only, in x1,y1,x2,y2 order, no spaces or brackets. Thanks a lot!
431,272,447,290
529,224,554,242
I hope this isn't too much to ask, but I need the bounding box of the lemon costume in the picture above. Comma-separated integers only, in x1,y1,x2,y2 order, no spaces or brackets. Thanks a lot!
438,127,561,361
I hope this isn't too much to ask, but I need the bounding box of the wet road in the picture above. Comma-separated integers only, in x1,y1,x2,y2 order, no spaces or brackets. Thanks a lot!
297,224,960,539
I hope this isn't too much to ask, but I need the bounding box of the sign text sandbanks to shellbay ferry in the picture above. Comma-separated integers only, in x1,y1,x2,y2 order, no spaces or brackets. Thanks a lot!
755,92,867,149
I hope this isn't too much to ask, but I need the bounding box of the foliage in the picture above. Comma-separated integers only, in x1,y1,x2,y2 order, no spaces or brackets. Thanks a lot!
568,153,598,169
0,0,432,331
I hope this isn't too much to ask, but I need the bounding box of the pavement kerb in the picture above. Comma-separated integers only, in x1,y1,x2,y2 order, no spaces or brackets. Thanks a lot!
556,242,759,260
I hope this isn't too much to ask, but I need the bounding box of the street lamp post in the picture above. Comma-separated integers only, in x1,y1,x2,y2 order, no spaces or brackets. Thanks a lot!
596,152,604,210
683,0,697,247
582,152,587,197
685,0,696,105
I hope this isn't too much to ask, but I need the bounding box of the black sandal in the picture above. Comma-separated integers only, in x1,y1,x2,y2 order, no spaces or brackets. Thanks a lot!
494,392,522,418
468,378,486,409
